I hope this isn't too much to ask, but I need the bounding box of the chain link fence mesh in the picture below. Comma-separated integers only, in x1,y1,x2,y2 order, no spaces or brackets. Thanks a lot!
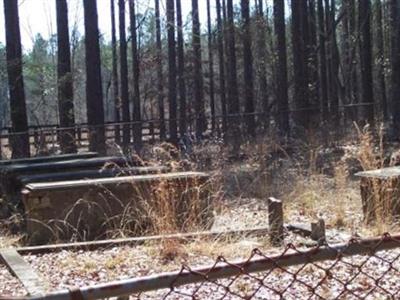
116,233,400,300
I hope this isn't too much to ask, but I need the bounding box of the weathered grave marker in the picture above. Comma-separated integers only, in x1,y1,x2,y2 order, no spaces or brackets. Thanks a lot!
268,197,284,246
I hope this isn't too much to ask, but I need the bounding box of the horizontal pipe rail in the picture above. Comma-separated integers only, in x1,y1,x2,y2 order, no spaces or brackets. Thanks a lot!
0,103,375,137
17,226,270,255
3,233,399,300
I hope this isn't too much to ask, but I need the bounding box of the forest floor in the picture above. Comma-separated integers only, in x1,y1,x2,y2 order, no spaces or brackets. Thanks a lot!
1,128,400,297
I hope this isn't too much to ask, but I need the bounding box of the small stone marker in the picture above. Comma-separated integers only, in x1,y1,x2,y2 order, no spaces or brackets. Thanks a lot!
268,197,284,246
311,219,326,244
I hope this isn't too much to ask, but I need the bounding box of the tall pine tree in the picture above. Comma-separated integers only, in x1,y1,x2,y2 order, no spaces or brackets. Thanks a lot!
83,0,105,154
166,0,178,143
4,0,30,158
129,0,142,150
119,0,130,150
56,0,76,153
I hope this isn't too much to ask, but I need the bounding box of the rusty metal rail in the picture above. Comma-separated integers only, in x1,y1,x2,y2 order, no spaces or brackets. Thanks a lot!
16,226,270,255
2,233,400,299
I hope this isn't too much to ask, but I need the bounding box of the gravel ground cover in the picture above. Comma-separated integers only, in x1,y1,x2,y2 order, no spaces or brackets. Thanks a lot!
0,265,26,296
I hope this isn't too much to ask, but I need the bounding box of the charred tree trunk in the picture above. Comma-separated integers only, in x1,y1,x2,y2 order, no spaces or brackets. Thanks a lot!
226,0,241,149
274,0,289,135
192,0,206,138
291,0,310,131
155,0,166,140
56,0,76,153
390,0,400,134
83,0,105,154
324,0,332,116
255,0,269,131
206,0,216,133
346,0,359,122
3,0,30,158
119,0,130,150
216,0,227,135
329,0,340,128
166,0,178,144
110,0,120,144
223,0,230,135
317,0,328,120
342,0,353,123
375,0,388,121
358,0,375,126
241,0,255,137
129,0,142,151
176,0,187,136
308,0,320,122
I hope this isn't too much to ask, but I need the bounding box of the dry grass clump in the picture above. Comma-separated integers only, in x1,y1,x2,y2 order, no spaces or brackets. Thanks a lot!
276,130,363,231
332,162,349,228
183,235,268,260
141,174,216,261
283,172,362,235
128,143,219,261
355,123,385,171
273,124,400,235
355,123,395,228
0,230,22,248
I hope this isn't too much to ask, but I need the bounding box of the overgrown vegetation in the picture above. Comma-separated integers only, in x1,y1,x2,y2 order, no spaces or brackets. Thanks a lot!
1,124,399,257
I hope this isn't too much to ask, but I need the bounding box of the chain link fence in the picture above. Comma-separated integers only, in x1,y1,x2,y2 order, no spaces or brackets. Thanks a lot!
13,233,400,300
119,233,400,299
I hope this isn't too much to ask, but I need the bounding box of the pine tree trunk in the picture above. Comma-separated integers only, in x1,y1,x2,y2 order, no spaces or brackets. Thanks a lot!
154,0,166,140
176,0,187,136
83,0,105,154
273,0,289,135
216,0,227,135
226,0,241,149
324,0,332,115
192,0,206,138
119,0,131,150
206,0,216,133
390,0,400,133
329,0,340,128
342,0,352,123
241,0,256,137
110,0,120,144
255,0,269,131
375,0,388,121
166,0,178,143
347,0,359,121
129,0,142,151
358,0,375,126
317,0,328,121
3,0,30,158
308,0,320,123
56,0,76,154
349,0,359,121
291,0,310,131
